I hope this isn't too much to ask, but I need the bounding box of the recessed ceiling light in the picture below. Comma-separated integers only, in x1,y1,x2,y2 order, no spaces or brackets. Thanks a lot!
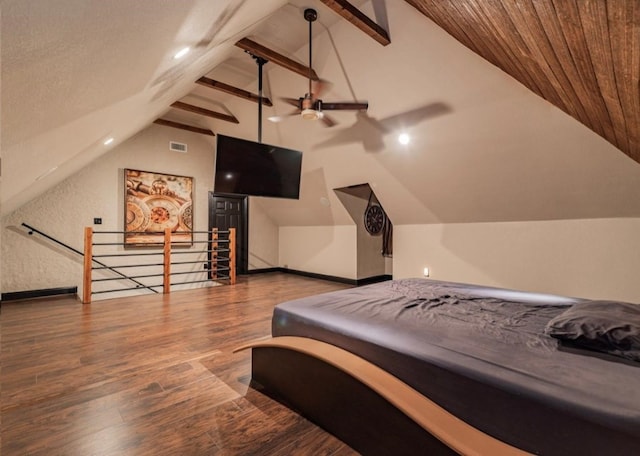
398,133,410,145
174,47,190,59
103,137,114,146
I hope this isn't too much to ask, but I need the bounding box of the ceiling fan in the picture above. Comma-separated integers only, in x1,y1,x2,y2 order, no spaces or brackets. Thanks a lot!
269,8,369,127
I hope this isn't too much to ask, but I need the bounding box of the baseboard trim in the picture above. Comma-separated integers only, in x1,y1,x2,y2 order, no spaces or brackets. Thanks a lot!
355,274,393,286
247,267,282,275
248,267,392,287
1,286,78,302
282,268,356,285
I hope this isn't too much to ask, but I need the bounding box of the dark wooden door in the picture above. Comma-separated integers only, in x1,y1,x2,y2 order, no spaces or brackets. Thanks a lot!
208,193,248,276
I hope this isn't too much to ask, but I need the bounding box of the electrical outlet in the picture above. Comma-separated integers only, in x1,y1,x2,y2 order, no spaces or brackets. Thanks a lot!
423,267,430,277
93,218,102,225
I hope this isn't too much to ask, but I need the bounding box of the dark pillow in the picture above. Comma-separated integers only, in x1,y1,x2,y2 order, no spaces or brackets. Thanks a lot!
545,301,640,362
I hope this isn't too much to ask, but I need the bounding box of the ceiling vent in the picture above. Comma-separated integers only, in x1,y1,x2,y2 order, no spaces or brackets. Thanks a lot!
169,141,187,153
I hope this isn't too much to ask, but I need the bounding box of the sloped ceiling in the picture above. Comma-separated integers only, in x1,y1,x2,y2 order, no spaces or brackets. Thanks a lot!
405,0,640,163
2,0,639,225
0,0,289,214
0,0,361,215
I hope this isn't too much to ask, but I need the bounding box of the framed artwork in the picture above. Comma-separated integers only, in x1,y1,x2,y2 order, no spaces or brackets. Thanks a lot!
124,169,193,246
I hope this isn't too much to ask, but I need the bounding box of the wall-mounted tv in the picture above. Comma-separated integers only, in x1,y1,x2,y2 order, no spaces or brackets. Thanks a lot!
214,135,303,199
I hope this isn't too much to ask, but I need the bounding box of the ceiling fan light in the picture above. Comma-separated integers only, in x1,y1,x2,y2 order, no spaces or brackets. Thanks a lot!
301,108,319,120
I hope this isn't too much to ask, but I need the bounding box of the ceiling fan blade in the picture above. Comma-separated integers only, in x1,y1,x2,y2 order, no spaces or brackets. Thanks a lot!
268,110,301,123
321,101,369,111
280,97,302,108
320,113,337,127
311,79,333,99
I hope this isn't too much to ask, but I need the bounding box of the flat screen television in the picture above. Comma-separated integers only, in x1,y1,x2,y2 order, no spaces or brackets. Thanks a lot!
214,135,303,199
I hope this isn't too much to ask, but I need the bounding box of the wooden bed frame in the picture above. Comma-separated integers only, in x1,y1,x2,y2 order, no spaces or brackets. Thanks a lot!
237,337,530,456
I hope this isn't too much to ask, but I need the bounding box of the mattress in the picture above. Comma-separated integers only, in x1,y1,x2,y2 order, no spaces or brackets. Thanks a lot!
272,278,640,455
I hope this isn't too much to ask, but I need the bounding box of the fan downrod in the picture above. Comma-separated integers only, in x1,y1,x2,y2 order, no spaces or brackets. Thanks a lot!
304,8,317,22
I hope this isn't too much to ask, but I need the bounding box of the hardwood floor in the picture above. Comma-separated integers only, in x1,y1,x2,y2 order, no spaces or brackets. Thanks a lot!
0,273,357,455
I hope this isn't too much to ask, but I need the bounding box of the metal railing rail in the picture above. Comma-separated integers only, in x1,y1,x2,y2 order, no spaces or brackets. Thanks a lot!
22,222,158,294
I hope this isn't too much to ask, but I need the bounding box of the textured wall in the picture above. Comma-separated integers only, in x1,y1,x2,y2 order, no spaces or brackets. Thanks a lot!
1,124,216,297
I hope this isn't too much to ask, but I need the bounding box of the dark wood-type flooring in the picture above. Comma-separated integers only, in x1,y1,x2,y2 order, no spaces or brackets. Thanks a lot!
1,273,358,455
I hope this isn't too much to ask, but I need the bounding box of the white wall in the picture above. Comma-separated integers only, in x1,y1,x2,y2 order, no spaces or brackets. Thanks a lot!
279,225,357,279
248,197,279,269
394,219,640,302
334,188,386,280
357,222,386,279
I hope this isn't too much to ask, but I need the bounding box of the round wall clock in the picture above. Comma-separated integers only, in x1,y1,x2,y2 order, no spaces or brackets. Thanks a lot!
364,204,385,235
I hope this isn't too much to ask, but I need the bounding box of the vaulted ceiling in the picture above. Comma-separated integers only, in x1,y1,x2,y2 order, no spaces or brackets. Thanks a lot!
148,0,640,164
406,0,639,163
1,0,639,220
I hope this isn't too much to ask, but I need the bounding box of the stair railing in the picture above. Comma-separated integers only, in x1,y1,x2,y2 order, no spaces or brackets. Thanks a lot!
82,227,235,304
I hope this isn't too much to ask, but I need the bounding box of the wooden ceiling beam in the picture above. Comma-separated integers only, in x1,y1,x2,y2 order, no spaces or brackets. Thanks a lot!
195,76,273,106
153,119,215,136
235,38,319,81
170,101,239,124
320,0,390,46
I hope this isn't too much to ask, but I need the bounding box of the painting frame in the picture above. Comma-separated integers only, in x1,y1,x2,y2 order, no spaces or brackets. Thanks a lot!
124,168,194,247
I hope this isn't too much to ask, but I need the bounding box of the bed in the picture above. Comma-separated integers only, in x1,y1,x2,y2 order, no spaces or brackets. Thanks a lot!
242,278,640,455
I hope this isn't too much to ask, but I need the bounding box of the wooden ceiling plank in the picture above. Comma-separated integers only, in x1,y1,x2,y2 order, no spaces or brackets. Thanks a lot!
496,0,587,125
407,0,544,98
407,0,638,162
405,1,496,65
464,1,554,104
528,0,604,135
319,0,390,46
195,76,273,106
606,0,640,159
171,101,239,124
551,0,617,143
405,0,640,162
451,0,552,101
578,0,629,153
153,119,215,136
235,38,319,81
